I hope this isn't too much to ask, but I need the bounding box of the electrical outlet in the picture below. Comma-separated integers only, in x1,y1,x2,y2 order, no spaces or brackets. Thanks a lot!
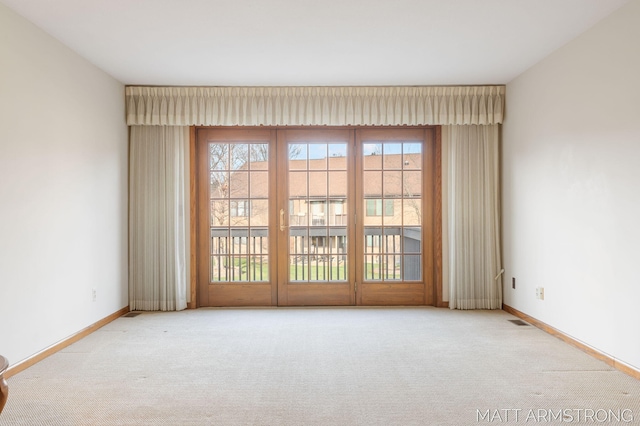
512,277,516,289
92,288,97,302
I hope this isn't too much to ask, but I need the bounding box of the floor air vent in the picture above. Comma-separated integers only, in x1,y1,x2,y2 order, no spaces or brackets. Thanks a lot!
123,312,142,318
509,319,529,326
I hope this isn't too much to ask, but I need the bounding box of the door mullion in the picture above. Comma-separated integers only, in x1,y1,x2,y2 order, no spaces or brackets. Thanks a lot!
354,130,363,305
275,130,288,306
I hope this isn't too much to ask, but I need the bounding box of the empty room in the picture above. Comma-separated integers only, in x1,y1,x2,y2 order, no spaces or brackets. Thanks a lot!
1,0,639,424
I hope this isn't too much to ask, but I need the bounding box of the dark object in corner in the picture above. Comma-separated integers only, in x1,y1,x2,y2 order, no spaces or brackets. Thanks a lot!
0,355,8,414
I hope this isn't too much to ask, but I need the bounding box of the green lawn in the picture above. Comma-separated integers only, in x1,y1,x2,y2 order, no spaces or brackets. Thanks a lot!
211,259,269,282
365,262,401,280
289,264,347,281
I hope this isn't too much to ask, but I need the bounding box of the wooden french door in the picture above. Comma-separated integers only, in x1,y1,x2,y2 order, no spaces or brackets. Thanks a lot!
197,129,278,306
276,130,356,306
355,128,434,305
196,127,435,307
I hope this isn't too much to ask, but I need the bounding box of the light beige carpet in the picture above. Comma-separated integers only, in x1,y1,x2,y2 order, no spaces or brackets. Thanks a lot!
2,307,639,425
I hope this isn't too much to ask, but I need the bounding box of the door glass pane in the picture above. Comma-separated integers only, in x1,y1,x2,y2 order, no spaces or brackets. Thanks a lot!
403,143,422,169
403,199,422,226
403,171,422,198
289,142,348,283
309,171,327,198
289,172,308,197
383,143,403,169
363,141,423,282
229,172,248,198
210,172,228,198
211,200,229,226
250,144,269,163
309,144,327,169
328,172,347,197
363,171,381,197
363,143,382,169
250,171,268,198
250,200,269,227
289,144,307,169
383,171,402,197
209,142,269,282
328,144,347,169
230,144,249,170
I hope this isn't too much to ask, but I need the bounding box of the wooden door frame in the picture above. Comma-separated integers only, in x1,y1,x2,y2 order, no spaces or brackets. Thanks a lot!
189,126,445,308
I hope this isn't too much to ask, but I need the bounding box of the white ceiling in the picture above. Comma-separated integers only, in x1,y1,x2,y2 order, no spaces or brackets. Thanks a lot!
1,0,629,86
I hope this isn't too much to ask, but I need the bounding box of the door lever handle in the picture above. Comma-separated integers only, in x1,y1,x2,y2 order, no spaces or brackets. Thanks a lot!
280,209,288,232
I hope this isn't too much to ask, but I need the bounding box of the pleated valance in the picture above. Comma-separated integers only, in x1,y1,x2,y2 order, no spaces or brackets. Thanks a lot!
126,86,504,126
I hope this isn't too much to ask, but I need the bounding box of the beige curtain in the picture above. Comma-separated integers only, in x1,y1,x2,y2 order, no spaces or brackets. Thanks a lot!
126,86,504,126
126,85,504,311
129,126,189,311
446,125,502,309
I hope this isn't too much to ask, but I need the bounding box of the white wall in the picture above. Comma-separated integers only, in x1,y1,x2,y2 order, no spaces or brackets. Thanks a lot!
0,4,128,366
503,0,640,370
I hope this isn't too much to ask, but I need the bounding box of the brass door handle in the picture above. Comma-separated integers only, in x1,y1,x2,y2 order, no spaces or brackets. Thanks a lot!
280,209,288,232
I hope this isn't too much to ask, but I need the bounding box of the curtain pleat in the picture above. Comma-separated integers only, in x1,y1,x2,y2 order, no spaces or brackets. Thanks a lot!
447,125,502,309
126,86,504,127
129,126,189,311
